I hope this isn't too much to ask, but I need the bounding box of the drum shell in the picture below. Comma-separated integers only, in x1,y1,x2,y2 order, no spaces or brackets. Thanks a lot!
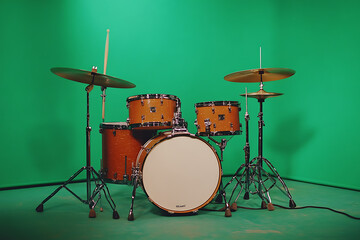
127,94,178,130
100,123,155,183
195,101,240,136
136,132,221,213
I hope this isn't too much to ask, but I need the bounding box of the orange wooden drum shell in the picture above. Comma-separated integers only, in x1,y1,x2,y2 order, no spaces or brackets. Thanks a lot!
195,103,240,135
101,127,155,182
127,96,177,130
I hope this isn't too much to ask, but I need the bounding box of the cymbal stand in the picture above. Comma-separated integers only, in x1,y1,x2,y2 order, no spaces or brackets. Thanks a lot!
225,79,296,210
223,90,257,209
36,68,119,219
250,95,296,209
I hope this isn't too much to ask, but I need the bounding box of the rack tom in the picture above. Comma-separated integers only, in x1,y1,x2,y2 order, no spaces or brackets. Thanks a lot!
195,101,241,136
126,94,179,130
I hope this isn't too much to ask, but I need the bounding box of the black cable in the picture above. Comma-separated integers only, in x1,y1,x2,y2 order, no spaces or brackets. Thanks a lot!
272,204,360,220
202,204,360,220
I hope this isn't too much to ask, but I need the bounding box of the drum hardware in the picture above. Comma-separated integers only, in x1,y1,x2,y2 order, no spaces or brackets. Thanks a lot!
207,136,232,217
36,66,135,219
224,65,297,210
172,99,188,133
128,164,140,221
128,132,222,220
123,156,129,181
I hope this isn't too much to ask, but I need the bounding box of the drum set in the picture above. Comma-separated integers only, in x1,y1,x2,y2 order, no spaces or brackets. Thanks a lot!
35,64,297,221
35,30,295,221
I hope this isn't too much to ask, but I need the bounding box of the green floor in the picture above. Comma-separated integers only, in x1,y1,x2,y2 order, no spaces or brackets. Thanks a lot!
0,178,359,240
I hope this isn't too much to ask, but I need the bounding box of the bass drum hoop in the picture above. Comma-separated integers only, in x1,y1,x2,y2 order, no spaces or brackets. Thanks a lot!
137,132,221,213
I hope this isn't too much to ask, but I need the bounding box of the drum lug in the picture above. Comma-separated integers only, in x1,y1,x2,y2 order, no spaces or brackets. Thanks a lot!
126,118,130,125
212,107,215,114
126,102,129,109
113,129,116,136
228,102,232,113
194,119,199,129
161,114,164,120
99,128,103,134
204,119,211,134
218,114,225,121
160,95,164,105
195,109,198,115
141,115,145,120
141,96,144,106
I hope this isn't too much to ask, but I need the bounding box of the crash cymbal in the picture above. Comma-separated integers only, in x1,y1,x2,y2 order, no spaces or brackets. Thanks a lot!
240,89,283,100
51,67,136,88
224,68,295,83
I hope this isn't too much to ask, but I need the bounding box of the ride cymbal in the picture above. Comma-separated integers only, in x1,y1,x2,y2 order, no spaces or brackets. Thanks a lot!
225,68,295,83
51,67,136,88
240,89,283,100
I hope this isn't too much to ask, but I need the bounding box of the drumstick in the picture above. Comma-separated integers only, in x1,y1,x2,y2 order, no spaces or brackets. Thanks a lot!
102,29,110,122
104,29,109,75
259,46,262,69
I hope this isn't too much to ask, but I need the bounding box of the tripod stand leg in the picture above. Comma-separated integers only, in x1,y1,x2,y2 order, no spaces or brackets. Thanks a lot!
35,166,87,212
89,168,120,219
216,179,232,217
249,163,273,210
262,158,296,208
128,174,139,221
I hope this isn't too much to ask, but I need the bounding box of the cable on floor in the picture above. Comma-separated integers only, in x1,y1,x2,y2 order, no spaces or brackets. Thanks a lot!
202,204,360,220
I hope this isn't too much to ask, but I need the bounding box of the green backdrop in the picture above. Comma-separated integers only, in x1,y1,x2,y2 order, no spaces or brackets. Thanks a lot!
1,0,359,190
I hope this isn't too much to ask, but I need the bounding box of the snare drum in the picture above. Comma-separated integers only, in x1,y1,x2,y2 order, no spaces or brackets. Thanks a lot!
100,122,155,183
195,101,241,136
136,132,221,213
126,94,179,130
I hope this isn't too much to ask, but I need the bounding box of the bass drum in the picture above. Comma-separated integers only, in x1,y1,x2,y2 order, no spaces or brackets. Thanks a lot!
136,132,221,213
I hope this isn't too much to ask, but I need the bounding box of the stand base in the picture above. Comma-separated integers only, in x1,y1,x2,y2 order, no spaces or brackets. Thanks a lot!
224,156,295,210
35,166,118,219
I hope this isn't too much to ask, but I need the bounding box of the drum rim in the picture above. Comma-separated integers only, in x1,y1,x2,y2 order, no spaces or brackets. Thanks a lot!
195,101,240,108
197,130,241,136
129,121,172,129
100,122,129,129
126,93,179,102
139,132,221,214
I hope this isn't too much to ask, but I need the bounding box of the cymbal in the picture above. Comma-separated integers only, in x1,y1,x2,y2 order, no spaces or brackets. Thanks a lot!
224,68,295,83
51,67,136,88
240,89,283,100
